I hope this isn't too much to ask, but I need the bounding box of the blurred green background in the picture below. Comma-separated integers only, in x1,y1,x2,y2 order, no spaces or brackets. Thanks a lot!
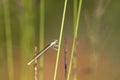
0,0,120,80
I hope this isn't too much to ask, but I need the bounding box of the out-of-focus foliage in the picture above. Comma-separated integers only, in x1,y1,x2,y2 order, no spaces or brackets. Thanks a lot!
0,0,120,80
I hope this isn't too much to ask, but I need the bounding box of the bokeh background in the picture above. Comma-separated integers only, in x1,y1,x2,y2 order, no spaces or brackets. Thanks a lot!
0,0,120,80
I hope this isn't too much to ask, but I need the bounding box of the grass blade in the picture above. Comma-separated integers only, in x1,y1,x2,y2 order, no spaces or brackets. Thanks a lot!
64,39,68,80
73,0,78,80
3,0,14,80
67,0,83,80
19,0,34,80
39,0,45,79
34,47,39,80
53,0,68,80
73,0,78,34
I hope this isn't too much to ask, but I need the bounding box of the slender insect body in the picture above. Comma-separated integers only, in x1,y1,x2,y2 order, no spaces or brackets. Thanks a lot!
27,40,58,65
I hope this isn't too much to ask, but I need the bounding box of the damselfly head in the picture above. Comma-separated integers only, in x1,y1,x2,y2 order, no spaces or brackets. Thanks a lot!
52,40,58,51
51,40,58,46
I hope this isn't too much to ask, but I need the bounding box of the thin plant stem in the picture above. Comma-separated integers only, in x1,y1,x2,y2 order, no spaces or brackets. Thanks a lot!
20,0,34,80
39,0,45,80
73,0,78,80
3,0,14,80
53,0,68,79
34,47,39,80
73,0,78,34
67,0,82,80
64,39,68,80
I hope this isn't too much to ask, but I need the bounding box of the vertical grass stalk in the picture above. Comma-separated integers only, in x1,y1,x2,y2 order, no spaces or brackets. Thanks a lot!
53,0,68,80
73,0,78,80
3,0,14,80
20,0,34,80
73,0,78,34
64,40,68,80
67,0,82,80
34,47,39,80
39,0,45,80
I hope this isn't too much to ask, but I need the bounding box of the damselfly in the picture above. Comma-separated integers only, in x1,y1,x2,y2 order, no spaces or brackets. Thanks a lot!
27,40,58,65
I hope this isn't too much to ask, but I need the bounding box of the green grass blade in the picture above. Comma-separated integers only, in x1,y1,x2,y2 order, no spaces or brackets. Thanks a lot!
67,0,83,80
3,0,14,80
53,0,68,80
73,0,78,35
73,0,78,80
19,0,34,80
39,0,45,80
